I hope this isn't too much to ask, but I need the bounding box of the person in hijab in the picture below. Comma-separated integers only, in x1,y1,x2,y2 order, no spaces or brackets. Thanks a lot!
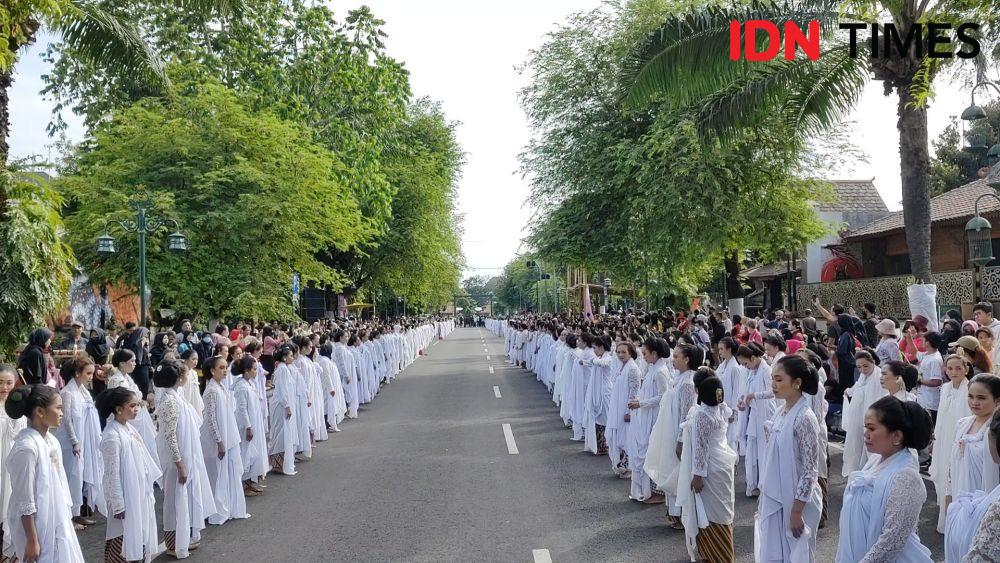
149,332,173,370
86,328,111,396
835,314,858,391
17,328,53,385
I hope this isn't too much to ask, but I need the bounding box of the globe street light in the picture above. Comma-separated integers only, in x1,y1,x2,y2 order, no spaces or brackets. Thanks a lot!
95,191,187,327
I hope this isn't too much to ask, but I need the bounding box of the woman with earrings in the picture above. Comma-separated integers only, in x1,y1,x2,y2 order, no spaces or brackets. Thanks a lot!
715,337,743,451
842,350,886,477
97,388,161,563
646,342,702,529
947,374,1000,506
880,360,918,402
735,342,775,497
626,337,671,503
5,384,85,562
200,356,250,525
755,355,823,563
55,356,104,531
154,359,216,559
676,373,736,563
835,396,934,562
176,349,204,417
106,349,158,466
268,344,299,476
232,356,267,495
606,342,640,477
945,407,1000,562
0,365,26,562
930,355,974,532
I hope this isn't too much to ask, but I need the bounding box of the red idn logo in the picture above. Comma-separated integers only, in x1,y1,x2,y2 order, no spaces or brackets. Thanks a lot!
729,20,821,61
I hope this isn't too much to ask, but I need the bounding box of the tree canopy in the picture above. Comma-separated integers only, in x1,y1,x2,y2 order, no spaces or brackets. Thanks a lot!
519,0,829,301
42,1,465,321
59,78,366,321
929,101,1000,196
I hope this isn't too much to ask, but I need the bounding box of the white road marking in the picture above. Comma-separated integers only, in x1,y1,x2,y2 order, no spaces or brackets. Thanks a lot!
532,549,552,563
502,423,519,454
493,386,502,398
489,365,495,374
486,355,491,361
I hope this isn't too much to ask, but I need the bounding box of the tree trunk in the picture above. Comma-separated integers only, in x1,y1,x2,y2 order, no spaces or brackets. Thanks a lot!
0,68,10,211
724,251,745,298
896,83,933,283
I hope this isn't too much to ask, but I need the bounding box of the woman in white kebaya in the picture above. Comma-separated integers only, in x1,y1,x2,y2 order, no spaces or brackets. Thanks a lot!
290,338,315,461
268,345,299,476
231,356,267,496
200,356,250,525
0,365,26,560
606,342,640,477
626,337,671,503
55,356,104,530
945,407,1000,562
333,330,359,419
930,355,974,533
154,359,216,559
835,396,934,562
646,343,701,529
735,342,775,497
880,360,918,402
177,350,204,417
715,337,743,451
797,348,830,528
755,355,823,563
5,384,85,563
842,350,886,477
96,387,161,563
947,374,1000,505
106,349,158,466
582,335,614,455
559,335,581,429
676,372,736,562
317,342,347,433
571,333,595,443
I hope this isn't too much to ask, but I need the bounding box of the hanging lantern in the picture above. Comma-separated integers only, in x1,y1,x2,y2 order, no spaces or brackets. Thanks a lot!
967,193,1000,267
95,234,117,254
166,231,189,253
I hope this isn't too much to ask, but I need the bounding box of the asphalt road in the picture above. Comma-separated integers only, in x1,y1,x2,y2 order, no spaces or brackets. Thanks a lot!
76,327,946,562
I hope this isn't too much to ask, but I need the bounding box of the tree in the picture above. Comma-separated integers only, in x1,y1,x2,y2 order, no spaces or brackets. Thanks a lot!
625,0,1000,283
520,0,828,301
343,99,465,311
43,1,464,307
0,0,214,353
58,77,366,321
929,101,1000,196
0,165,74,359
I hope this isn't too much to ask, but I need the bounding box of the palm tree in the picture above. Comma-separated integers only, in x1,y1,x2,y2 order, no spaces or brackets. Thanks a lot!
0,0,233,357
625,0,999,283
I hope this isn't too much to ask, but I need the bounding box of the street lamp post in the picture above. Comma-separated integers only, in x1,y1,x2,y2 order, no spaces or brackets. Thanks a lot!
961,80,1000,301
96,192,188,327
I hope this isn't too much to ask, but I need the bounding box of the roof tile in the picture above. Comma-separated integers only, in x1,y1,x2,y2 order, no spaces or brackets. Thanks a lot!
844,178,996,240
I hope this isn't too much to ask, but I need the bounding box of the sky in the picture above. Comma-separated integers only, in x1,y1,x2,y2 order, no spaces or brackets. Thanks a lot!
8,1,996,281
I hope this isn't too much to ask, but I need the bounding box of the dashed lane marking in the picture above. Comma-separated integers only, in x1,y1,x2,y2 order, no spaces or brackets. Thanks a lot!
489,365,494,374
493,386,502,398
502,423,519,454
532,549,552,563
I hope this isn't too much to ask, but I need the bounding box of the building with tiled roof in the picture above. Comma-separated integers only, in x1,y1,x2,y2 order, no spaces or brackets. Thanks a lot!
841,178,1000,277
738,179,890,313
